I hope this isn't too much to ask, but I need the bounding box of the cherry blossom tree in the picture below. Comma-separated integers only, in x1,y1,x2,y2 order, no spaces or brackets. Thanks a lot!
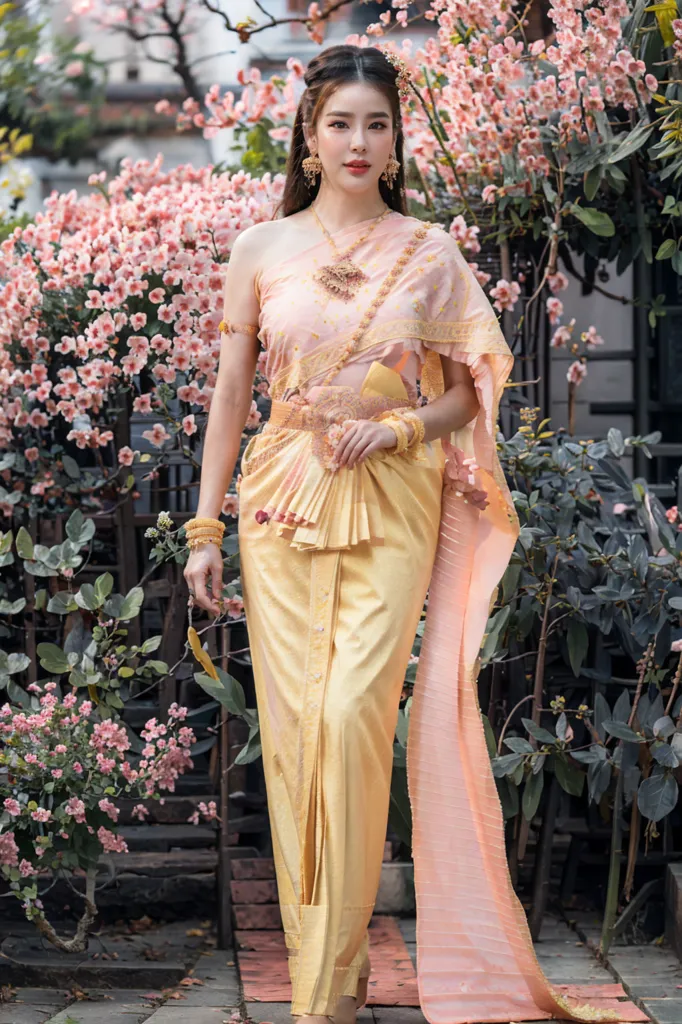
139,1,676,415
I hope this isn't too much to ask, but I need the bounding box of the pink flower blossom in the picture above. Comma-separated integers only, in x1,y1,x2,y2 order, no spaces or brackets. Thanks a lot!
582,325,604,349
490,279,520,313
30,807,52,822
64,60,85,78
546,297,564,324
98,798,119,822
117,446,136,466
65,797,87,823
97,826,128,853
222,493,239,517
3,798,21,816
0,832,19,866
567,360,587,386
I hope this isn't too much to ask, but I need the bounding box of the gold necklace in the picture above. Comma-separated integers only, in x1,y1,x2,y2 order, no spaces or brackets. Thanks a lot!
310,204,391,302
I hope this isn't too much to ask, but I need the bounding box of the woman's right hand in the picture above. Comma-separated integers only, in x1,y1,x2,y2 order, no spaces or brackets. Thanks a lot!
184,543,224,618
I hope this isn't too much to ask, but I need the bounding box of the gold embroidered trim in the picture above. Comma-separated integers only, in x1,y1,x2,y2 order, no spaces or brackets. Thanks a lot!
269,316,511,400
362,315,510,352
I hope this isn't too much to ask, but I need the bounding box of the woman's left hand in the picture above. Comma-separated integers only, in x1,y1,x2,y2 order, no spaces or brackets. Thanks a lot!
333,418,399,470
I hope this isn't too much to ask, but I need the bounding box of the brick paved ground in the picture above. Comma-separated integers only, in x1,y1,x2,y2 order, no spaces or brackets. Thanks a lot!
0,912,669,1024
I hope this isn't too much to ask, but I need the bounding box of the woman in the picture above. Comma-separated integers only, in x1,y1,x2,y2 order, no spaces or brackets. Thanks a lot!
184,45,632,1024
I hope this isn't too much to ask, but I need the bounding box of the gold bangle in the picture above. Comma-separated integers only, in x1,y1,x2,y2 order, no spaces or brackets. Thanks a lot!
186,529,224,541
399,410,425,447
185,517,224,529
187,536,223,550
384,415,409,454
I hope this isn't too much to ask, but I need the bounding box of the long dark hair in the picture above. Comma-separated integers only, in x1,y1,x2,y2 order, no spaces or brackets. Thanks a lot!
278,45,408,218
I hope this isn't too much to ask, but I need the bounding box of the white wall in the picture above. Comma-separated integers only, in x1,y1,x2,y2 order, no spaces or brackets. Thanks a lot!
549,254,634,438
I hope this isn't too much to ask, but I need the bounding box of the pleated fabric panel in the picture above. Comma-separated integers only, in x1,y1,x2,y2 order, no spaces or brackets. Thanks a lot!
407,353,639,1024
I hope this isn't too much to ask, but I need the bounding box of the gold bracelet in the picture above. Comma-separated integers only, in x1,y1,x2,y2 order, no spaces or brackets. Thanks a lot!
398,410,425,448
185,516,224,529
383,414,409,454
187,536,223,550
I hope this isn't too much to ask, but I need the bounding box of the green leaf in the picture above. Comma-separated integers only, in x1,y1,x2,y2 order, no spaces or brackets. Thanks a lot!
571,205,615,237
521,717,557,745
7,680,29,706
140,634,162,654
584,165,603,202
36,642,71,674
480,604,511,664
47,591,78,615
567,619,589,677
603,720,644,743
607,427,625,457
15,526,34,560
74,583,100,612
554,754,585,797
652,743,679,768
61,454,81,480
195,667,247,718
491,752,523,777
6,652,30,674
638,771,678,822
94,572,114,603
118,586,144,620
504,736,534,754
234,723,262,765
607,122,655,164
522,767,544,821
656,238,677,261
653,715,676,740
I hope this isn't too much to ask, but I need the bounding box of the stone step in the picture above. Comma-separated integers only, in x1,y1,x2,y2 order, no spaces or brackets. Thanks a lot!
118,824,217,850
234,904,283,930
232,857,277,880
231,879,279,904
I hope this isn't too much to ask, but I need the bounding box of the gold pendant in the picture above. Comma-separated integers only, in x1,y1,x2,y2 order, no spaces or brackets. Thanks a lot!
314,258,368,301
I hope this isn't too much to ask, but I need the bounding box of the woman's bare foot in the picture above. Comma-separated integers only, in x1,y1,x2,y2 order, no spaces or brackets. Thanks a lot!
332,995,356,1024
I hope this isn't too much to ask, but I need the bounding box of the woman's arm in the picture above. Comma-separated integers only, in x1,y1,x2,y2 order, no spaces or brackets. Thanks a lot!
195,231,262,518
413,356,478,443
184,229,261,615
335,356,479,470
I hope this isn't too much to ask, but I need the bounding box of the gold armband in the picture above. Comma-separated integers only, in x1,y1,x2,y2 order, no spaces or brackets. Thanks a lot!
219,319,259,336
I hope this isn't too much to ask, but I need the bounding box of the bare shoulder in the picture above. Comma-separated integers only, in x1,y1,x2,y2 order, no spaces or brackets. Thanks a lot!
231,214,310,275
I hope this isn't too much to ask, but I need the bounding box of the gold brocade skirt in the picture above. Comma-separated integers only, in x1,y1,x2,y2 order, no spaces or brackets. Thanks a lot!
237,372,445,1016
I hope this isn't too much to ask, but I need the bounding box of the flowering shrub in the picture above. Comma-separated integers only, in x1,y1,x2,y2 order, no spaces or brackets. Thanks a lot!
0,686,194,949
0,157,279,519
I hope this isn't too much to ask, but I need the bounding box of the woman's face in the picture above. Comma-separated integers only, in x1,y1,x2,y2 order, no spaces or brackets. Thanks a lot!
307,82,396,194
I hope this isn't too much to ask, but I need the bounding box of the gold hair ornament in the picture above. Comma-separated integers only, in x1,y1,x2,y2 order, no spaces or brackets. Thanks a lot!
380,47,412,99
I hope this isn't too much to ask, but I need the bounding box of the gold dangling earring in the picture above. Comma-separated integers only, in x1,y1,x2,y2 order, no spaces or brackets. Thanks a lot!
381,153,400,189
302,151,322,189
